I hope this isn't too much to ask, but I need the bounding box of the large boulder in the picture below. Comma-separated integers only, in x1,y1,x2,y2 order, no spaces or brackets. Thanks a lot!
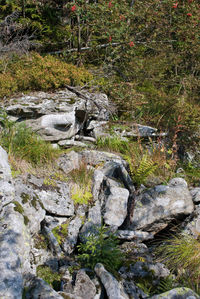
129,178,194,233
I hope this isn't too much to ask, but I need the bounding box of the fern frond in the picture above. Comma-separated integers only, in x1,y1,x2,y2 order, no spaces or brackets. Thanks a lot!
127,152,157,187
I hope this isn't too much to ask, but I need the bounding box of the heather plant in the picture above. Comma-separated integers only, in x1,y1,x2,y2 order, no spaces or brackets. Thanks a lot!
0,53,92,98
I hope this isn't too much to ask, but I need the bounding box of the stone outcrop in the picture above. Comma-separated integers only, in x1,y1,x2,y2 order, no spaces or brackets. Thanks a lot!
0,88,199,298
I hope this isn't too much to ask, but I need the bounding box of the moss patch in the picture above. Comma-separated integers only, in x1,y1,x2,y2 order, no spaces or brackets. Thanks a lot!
52,221,69,245
36,265,61,291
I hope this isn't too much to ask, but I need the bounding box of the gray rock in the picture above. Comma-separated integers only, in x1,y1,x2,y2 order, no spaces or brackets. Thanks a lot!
62,216,82,254
122,279,148,299
0,204,31,299
95,263,129,299
104,186,129,227
58,151,80,174
25,112,82,142
79,150,124,166
74,270,97,299
0,180,15,206
58,139,88,148
116,230,154,241
44,215,69,230
92,170,105,201
129,178,194,233
25,277,63,299
0,146,11,180
80,200,102,241
38,183,74,217
43,226,63,257
75,135,96,143
87,120,109,138
149,287,200,299
190,188,200,204
182,205,200,237
102,161,135,194
58,292,82,299
13,179,46,234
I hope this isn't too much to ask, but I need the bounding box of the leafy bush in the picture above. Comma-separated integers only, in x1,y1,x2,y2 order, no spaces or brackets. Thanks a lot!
78,225,123,272
0,52,92,98
0,112,59,165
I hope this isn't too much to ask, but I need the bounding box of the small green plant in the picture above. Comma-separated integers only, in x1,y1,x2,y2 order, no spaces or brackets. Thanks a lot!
52,222,69,245
78,225,123,272
71,185,93,205
69,161,94,205
36,265,61,291
156,233,200,293
126,150,158,187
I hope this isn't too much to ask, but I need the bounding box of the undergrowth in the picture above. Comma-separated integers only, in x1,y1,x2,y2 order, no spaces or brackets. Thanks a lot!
0,52,92,99
156,233,200,294
0,111,59,165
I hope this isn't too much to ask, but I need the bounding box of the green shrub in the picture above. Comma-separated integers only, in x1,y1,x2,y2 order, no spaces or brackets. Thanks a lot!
78,225,123,272
0,53,93,98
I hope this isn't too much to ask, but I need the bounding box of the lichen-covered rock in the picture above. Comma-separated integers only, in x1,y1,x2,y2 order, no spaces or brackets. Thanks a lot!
190,188,200,204
0,145,11,180
104,185,129,227
0,204,31,298
38,183,74,217
73,270,97,299
13,179,46,234
80,200,101,241
149,287,200,299
58,151,80,174
95,263,129,299
62,216,83,254
129,178,194,233
25,276,63,299
25,112,82,142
